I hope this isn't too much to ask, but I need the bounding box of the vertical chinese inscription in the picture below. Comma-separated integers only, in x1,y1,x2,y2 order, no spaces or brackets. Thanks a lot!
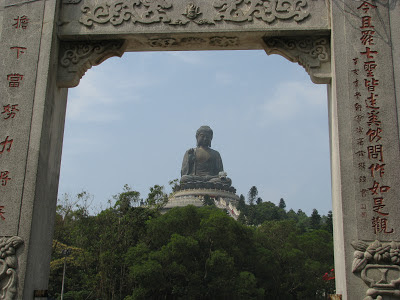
349,1,400,240
0,1,45,236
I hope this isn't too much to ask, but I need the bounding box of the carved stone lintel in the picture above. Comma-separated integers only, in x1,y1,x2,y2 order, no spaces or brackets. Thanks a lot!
209,36,238,47
0,236,24,300
63,0,82,3
79,0,173,27
352,240,400,300
147,36,238,48
263,36,331,84
213,0,310,23
57,40,127,88
77,0,311,27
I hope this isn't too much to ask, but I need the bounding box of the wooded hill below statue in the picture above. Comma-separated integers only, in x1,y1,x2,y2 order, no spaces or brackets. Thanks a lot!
50,185,335,299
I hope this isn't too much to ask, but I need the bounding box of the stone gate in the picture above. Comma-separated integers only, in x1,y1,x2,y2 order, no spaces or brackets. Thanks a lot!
1,0,400,299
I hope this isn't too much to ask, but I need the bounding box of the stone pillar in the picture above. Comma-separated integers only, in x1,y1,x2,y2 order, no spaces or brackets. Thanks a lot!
0,0,67,298
330,1,400,299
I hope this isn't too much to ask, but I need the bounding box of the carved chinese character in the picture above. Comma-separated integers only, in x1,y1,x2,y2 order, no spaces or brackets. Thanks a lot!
358,162,366,169
361,189,368,197
1,104,19,120
354,92,362,100
369,181,390,195
360,30,375,45
353,58,359,65
357,1,377,13
367,110,381,127
355,150,366,157
355,103,362,111
365,93,379,109
357,138,364,146
369,163,385,178
352,68,359,75
366,127,382,142
360,176,367,183
373,198,388,216
0,206,4,220
364,78,379,92
13,15,29,29
361,204,367,209
356,126,364,134
360,47,378,59
364,61,377,77
10,46,26,59
353,79,359,88
367,144,383,162
7,74,23,87
360,16,374,29
0,136,13,154
361,211,367,217
355,115,364,123
0,171,11,186
372,216,393,234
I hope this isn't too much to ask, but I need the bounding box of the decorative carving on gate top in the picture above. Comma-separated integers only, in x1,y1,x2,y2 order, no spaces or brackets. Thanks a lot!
63,0,82,3
57,40,127,88
147,36,238,48
79,0,174,26
76,0,310,27
263,36,331,84
213,0,309,23
352,240,400,300
0,236,24,300
169,4,215,26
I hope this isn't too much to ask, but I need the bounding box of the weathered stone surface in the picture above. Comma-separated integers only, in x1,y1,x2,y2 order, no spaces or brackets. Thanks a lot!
0,0,67,298
165,189,239,213
1,0,400,299
263,35,331,84
57,40,127,88
0,0,46,237
0,236,24,299
58,0,330,51
330,1,400,299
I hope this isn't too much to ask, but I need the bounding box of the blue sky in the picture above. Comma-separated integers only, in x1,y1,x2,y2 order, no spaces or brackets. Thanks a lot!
58,50,332,215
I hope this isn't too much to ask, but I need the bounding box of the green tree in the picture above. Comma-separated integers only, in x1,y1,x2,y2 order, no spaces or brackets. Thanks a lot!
324,210,333,233
113,184,141,213
49,188,335,300
279,198,286,210
126,206,259,299
310,208,322,230
49,187,159,300
237,194,246,213
248,186,258,206
286,209,298,222
168,178,180,193
297,209,310,232
145,184,168,209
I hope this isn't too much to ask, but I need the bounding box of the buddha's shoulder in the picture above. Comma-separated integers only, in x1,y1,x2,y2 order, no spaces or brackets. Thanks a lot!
207,148,221,156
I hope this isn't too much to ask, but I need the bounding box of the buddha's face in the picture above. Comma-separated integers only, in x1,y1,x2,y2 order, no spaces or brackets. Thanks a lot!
197,131,212,147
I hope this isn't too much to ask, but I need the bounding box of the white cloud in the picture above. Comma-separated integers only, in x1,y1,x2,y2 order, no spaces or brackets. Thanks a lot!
261,80,326,121
215,71,233,85
167,51,205,65
66,67,151,123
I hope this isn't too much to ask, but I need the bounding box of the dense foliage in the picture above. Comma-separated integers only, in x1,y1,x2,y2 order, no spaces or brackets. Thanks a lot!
49,186,335,299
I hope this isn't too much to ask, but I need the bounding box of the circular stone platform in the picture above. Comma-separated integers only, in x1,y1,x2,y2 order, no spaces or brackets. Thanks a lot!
162,188,240,213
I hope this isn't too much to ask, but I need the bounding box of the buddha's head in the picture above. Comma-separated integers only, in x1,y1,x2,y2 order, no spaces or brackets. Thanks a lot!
196,126,213,147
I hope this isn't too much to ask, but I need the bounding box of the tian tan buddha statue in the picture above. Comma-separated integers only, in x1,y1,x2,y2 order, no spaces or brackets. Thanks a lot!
180,126,235,193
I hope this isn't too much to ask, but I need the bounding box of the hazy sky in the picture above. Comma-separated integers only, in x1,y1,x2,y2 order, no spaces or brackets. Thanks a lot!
57,50,332,215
